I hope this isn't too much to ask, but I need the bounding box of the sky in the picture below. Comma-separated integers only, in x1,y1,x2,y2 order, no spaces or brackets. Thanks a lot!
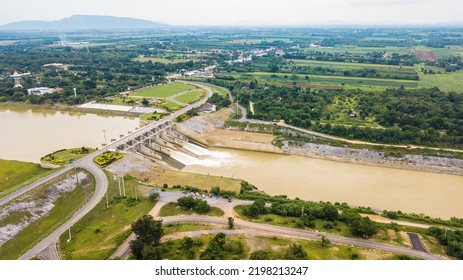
1,0,462,26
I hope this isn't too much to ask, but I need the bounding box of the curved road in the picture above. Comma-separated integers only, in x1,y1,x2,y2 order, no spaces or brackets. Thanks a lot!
113,214,443,260
1,81,213,260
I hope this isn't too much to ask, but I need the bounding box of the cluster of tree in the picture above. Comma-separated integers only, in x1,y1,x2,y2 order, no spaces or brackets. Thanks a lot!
200,233,245,260
428,227,463,259
285,50,418,67
0,42,208,105
208,92,231,109
177,196,211,214
241,198,379,239
220,82,462,148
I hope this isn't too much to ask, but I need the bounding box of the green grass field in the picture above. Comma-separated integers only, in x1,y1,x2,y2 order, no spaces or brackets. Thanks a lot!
131,82,197,98
174,90,204,104
58,174,156,260
417,69,463,92
0,159,50,199
0,169,95,259
159,100,184,111
134,57,198,64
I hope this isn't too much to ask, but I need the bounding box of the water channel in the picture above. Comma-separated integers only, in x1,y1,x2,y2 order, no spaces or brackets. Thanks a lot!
2,107,462,219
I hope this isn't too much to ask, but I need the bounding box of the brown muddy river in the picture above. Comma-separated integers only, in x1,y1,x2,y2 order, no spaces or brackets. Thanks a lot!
182,147,463,219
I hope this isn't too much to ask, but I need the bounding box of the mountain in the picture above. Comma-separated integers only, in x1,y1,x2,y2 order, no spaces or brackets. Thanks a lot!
0,15,169,30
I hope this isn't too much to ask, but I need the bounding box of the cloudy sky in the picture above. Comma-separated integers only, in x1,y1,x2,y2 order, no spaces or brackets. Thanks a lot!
1,0,462,26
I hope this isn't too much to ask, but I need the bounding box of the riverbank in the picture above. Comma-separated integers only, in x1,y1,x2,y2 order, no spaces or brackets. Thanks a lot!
177,108,463,176
0,102,141,118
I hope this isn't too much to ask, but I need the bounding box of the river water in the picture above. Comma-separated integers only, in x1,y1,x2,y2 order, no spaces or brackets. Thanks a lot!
0,108,140,163
182,148,463,219
2,107,462,219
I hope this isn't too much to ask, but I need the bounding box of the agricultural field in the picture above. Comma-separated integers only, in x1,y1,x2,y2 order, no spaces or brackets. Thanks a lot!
305,46,412,55
131,82,197,98
287,59,418,80
232,72,419,90
418,70,463,92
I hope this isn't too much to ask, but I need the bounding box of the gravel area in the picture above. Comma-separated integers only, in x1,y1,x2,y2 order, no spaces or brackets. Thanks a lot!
282,141,463,175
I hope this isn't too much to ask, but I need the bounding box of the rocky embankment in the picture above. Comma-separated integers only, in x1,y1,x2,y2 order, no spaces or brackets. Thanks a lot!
282,141,463,175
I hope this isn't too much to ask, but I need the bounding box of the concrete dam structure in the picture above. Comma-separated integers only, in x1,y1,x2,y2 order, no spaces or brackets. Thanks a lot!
115,121,207,169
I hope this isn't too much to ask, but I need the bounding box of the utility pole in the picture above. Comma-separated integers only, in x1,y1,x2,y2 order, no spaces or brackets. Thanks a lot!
102,130,107,151
117,173,122,197
122,174,126,197
67,227,72,243
75,168,79,187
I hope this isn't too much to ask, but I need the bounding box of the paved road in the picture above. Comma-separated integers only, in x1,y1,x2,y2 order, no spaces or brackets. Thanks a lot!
407,233,429,253
19,156,108,260
5,81,213,260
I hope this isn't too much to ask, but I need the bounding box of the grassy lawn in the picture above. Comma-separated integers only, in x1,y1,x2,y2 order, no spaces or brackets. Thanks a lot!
151,170,242,193
131,82,197,98
159,202,224,217
0,159,51,199
0,169,95,259
140,112,166,122
174,90,204,104
58,174,156,260
159,99,184,111
134,57,198,64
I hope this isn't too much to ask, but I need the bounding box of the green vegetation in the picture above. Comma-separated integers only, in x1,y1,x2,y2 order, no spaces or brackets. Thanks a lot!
0,169,94,259
0,159,49,198
159,202,224,217
41,147,93,165
59,173,156,260
159,99,183,111
140,112,168,122
131,82,196,98
93,151,123,167
428,227,463,259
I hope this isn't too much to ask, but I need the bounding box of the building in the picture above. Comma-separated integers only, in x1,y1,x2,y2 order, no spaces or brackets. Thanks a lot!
202,102,217,113
10,71,31,88
27,87,55,95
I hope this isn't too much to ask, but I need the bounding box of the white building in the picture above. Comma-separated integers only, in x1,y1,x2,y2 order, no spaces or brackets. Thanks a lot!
27,87,55,95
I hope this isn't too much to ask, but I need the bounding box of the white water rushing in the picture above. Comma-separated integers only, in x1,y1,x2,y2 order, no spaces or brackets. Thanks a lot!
170,143,234,168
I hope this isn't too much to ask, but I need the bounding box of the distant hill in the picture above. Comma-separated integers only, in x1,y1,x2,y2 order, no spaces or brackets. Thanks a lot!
0,15,169,30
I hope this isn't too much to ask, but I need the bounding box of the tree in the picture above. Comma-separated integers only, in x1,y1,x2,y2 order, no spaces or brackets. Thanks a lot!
228,217,234,229
250,250,271,260
322,203,339,221
177,196,196,209
284,243,308,260
141,98,149,106
200,233,226,260
351,217,379,238
194,199,211,214
149,192,159,203
129,215,163,259
320,235,331,247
